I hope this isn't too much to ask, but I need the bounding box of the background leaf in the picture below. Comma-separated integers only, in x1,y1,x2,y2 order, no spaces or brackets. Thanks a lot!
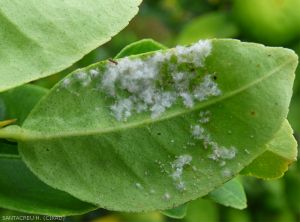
0,84,48,125
115,39,167,59
208,178,247,210
241,120,297,179
0,155,96,215
223,208,251,222
0,84,48,155
184,199,218,222
0,142,17,156
161,204,187,219
0,0,142,92
177,12,239,45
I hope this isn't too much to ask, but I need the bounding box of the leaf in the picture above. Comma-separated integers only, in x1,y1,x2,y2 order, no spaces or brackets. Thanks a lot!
0,84,48,155
224,208,251,222
0,84,48,125
0,141,18,156
0,39,296,212
288,94,300,134
0,0,142,92
208,178,247,210
184,199,219,222
292,43,300,94
115,39,167,59
177,12,239,45
161,204,188,219
0,155,96,215
241,120,297,179
119,212,164,222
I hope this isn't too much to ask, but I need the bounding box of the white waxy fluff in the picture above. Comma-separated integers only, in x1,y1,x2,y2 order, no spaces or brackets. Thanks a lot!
191,110,238,162
61,40,219,121
170,155,192,191
99,40,220,121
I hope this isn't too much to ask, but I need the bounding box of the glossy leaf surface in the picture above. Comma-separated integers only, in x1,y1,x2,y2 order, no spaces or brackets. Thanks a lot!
0,0,141,92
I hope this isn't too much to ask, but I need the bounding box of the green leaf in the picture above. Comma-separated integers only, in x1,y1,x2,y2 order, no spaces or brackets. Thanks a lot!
0,155,96,215
0,84,48,125
0,0,142,92
208,178,247,210
241,120,297,179
288,94,300,133
0,141,17,156
0,39,296,212
224,208,250,222
115,39,167,59
184,199,219,222
120,212,164,222
0,84,48,155
177,12,239,45
161,204,188,219
292,43,300,94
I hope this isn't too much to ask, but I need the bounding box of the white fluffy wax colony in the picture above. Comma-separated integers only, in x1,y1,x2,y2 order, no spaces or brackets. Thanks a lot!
102,40,221,121
61,40,222,122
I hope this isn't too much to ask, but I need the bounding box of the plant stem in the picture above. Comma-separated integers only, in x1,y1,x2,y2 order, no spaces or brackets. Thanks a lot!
0,126,24,141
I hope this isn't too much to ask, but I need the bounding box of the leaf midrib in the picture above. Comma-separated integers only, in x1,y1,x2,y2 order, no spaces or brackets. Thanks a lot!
4,58,294,141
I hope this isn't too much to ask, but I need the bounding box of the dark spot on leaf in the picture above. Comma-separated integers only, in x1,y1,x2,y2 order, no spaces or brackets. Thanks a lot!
108,58,118,65
250,111,256,116
213,75,217,80
157,132,161,136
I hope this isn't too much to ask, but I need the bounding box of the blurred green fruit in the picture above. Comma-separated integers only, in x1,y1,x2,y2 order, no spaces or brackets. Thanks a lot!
177,0,213,15
232,0,300,45
177,12,239,45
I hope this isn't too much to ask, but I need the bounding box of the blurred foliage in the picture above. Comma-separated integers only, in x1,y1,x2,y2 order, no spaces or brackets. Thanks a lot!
177,12,239,44
1,0,300,221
